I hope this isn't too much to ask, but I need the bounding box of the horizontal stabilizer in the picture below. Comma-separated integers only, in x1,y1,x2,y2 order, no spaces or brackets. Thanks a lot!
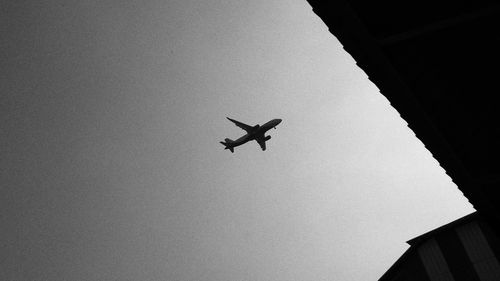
220,140,235,153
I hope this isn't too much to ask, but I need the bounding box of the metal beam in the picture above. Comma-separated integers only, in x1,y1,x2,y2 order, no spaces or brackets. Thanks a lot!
378,5,500,46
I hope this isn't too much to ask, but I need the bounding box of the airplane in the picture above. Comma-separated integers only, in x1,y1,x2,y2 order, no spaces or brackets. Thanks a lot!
220,117,282,153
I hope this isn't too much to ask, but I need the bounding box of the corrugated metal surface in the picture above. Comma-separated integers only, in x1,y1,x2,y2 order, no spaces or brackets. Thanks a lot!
456,221,500,281
417,238,454,281
435,229,481,281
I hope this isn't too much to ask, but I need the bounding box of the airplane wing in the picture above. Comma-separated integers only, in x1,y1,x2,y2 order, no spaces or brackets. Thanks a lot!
227,117,253,132
255,135,267,151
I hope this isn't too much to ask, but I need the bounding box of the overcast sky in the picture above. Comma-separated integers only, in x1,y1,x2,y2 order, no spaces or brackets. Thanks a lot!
1,1,474,280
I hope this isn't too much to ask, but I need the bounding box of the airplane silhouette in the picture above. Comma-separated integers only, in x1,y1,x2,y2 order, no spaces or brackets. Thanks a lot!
220,117,282,153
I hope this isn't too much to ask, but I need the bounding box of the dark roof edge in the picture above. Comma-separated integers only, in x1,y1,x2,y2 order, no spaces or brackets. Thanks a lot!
378,211,478,280
304,0,499,219
406,211,478,246
377,245,413,281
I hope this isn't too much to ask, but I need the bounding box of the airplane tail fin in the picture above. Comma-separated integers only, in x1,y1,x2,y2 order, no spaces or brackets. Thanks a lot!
220,139,235,153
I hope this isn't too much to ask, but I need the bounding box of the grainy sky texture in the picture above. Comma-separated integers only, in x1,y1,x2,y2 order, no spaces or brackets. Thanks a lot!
1,1,474,280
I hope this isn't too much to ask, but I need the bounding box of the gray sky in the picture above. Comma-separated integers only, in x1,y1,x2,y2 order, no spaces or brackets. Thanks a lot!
1,0,474,280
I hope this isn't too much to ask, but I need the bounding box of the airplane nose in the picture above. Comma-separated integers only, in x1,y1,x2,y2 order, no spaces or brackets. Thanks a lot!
276,119,282,124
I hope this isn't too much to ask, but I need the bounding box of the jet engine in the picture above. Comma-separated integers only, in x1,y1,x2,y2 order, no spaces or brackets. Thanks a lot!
264,135,271,141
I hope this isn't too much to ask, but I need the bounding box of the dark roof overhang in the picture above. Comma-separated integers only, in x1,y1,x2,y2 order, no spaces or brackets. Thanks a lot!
306,0,500,223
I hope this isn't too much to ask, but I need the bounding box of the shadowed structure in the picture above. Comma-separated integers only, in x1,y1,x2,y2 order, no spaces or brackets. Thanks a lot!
379,212,500,281
306,0,500,226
